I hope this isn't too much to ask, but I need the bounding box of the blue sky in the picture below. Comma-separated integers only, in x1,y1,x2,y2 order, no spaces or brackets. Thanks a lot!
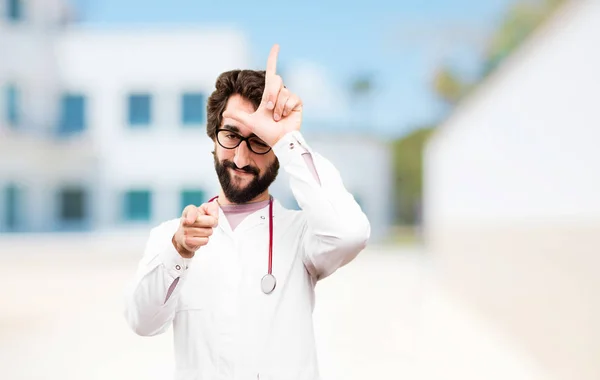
73,0,516,138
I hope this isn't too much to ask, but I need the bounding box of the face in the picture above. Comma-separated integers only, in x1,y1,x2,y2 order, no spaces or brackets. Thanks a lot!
213,94,279,204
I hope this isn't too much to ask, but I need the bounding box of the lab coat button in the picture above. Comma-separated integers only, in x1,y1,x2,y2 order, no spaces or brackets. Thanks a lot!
175,265,181,270
289,142,294,149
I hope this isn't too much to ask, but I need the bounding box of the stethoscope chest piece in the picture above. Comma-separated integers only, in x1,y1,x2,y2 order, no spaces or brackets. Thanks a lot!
261,273,277,294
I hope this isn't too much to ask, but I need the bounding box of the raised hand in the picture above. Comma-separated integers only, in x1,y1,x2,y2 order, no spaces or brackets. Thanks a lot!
222,44,303,147
172,201,219,258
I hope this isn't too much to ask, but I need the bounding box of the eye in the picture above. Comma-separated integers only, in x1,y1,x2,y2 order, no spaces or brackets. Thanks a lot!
251,139,269,148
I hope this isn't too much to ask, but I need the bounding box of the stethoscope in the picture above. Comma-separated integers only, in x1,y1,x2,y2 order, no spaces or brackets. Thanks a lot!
208,195,276,294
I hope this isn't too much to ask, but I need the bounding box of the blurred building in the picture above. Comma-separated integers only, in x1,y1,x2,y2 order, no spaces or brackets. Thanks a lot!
0,0,392,240
423,0,600,379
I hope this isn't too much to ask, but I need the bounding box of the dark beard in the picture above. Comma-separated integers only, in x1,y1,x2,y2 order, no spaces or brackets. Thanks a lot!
213,153,280,204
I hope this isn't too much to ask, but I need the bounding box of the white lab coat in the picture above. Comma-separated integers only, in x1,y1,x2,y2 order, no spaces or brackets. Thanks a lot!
124,131,371,380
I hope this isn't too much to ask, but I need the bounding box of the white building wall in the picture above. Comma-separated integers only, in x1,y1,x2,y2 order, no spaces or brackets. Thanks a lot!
425,0,600,226
0,0,71,135
423,1,600,379
0,0,80,232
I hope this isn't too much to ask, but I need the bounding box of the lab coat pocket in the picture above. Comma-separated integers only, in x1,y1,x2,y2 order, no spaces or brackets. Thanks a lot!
177,274,207,311
177,253,220,312
178,279,212,312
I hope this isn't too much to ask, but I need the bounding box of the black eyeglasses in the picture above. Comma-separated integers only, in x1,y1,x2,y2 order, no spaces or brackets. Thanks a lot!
216,128,272,155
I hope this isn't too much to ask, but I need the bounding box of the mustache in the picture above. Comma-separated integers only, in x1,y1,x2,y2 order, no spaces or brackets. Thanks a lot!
222,160,259,176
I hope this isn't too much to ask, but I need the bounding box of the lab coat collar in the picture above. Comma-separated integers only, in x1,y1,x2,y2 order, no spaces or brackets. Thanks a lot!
215,198,281,237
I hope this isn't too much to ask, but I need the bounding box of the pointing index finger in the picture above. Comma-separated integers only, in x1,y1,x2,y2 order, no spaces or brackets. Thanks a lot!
266,44,280,78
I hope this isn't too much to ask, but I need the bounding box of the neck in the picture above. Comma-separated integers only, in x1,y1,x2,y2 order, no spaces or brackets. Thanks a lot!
217,189,270,206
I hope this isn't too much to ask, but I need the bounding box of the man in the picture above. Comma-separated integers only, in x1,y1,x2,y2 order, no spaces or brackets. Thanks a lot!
124,44,370,380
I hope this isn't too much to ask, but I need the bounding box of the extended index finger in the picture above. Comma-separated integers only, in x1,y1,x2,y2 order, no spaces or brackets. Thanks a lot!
266,44,280,78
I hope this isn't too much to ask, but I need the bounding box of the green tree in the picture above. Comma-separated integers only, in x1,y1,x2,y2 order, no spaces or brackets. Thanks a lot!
432,66,470,106
483,0,566,75
392,126,435,225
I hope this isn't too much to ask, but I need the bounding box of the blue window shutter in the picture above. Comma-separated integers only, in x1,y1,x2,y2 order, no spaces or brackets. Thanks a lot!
7,0,23,22
181,93,205,126
4,184,20,231
124,190,152,221
59,94,86,135
59,188,86,222
6,85,19,127
128,94,152,126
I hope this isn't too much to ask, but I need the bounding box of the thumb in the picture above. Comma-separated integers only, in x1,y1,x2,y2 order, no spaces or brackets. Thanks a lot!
222,109,253,129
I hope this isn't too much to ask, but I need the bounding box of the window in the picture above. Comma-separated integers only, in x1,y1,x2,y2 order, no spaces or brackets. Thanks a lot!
181,93,205,126
180,189,206,212
59,187,87,223
59,94,86,135
128,93,151,127
5,84,19,127
7,0,23,22
124,190,151,221
4,184,20,231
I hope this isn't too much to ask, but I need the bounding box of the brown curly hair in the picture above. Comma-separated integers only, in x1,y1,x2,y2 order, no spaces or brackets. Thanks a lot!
206,69,266,140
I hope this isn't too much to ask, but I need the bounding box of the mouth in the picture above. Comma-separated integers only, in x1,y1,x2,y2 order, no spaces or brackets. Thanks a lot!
230,167,254,176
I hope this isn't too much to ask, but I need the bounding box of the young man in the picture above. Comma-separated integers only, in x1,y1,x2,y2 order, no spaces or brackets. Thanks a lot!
124,44,370,380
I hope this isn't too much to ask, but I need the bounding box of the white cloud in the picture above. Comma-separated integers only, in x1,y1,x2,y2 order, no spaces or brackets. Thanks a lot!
283,61,350,122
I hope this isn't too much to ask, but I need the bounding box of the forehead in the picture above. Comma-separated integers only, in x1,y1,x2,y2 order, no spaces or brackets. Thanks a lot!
222,94,256,136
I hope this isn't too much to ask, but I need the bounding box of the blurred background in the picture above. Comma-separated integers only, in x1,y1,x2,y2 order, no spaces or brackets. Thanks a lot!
1,0,599,379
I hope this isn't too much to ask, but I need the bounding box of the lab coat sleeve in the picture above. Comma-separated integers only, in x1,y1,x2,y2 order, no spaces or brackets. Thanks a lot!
272,131,371,280
123,219,192,336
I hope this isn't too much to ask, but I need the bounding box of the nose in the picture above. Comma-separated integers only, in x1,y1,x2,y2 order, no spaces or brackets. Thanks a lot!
233,140,251,169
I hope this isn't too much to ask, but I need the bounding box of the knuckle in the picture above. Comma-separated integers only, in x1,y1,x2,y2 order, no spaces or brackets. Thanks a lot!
283,101,293,115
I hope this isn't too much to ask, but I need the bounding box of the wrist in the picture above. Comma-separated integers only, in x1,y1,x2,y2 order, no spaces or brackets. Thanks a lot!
268,128,301,147
267,132,284,147
172,234,195,258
